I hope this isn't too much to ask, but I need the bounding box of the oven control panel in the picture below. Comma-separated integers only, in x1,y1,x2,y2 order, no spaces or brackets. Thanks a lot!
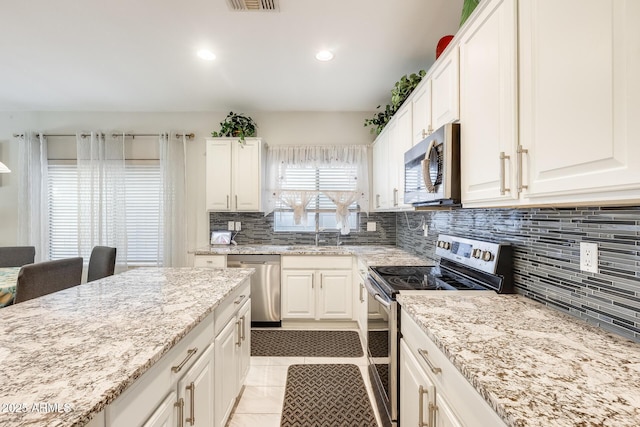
435,234,505,274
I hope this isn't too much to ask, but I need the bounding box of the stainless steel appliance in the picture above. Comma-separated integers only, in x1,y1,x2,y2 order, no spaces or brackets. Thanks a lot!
404,123,461,206
227,255,281,327
365,234,513,427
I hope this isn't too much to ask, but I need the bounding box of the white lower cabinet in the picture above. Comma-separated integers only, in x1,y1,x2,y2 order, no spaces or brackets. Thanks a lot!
142,392,177,427
177,344,215,427
281,256,352,320
214,297,251,427
400,310,506,427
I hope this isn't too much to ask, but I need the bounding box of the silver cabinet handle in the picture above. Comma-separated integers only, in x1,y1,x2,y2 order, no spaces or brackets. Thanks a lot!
499,152,510,195
418,349,442,374
320,273,323,289
393,188,398,207
234,294,246,305
236,320,242,347
311,275,314,289
517,145,529,193
175,397,185,427
186,382,195,426
235,194,238,209
359,283,364,303
422,128,428,139
172,348,198,373
226,195,230,209
375,194,380,208
240,315,246,341
418,385,429,427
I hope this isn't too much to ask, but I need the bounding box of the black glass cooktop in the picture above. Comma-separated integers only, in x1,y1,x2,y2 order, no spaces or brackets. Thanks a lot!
369,264,490,298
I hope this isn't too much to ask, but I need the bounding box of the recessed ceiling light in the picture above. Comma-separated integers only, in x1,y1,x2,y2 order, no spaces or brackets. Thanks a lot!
315,50,334,61
197,49,216,61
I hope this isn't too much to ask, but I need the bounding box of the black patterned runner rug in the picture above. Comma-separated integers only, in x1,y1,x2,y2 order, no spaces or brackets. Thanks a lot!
280,364,377,427
251,329,364,357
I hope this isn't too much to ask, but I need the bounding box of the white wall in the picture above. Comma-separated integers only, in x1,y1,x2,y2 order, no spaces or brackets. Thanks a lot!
0,111,375,257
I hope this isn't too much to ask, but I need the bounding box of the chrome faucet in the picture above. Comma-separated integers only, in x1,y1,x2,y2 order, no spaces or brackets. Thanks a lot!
315,232,320,246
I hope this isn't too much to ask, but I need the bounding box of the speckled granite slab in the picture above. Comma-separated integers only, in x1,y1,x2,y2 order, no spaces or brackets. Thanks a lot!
193,244,431,266
0,267,254,427
397,293,640,427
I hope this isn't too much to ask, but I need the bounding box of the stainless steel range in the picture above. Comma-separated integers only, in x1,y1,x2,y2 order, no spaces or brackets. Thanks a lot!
364,234,514,427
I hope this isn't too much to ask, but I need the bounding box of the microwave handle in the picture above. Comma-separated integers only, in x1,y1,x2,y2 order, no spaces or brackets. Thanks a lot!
421,140,437,193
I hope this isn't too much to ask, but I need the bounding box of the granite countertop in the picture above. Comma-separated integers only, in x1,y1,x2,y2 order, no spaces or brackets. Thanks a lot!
193,244,431,266
0,267,254,427
397,293,640,427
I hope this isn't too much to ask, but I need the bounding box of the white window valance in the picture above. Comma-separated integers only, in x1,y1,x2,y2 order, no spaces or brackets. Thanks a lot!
264,145,370,232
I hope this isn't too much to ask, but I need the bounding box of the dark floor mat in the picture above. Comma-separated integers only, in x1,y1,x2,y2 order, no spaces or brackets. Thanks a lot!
251,329,364,357
368,330,388,357
281,364,377,427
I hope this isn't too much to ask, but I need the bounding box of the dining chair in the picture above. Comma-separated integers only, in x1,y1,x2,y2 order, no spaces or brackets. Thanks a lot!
14,257,83,304
87,246,117,282
0,246,36,267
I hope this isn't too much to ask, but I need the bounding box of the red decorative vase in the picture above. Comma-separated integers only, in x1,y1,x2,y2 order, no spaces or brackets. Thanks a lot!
436,35,454,59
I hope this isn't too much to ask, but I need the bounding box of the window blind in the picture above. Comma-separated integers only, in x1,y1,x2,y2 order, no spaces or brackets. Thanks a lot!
47,163,163,265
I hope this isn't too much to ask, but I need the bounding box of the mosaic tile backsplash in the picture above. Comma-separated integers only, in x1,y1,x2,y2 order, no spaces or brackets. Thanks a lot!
209,212,396,246
397,207,640,342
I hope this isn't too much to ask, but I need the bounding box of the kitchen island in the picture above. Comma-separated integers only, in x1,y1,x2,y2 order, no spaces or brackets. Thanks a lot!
398,292,640,427
0,267,254,427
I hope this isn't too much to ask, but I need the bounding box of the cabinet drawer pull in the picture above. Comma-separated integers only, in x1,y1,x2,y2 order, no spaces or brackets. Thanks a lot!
175,397,185,427
499,152,510,195
517,145,529,193
418,385,428,427
418,349,442,374
234,295,246,305
186,382,195,425
172,348,198,373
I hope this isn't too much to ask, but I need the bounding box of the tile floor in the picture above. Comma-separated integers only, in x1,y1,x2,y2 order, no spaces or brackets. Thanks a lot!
226,330,382,427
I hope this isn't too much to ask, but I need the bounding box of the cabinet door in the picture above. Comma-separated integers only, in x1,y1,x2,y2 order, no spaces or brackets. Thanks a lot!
372,129,390,210
142,392,177,427
318,270,352,319
519,0,640,202
233,140,262,211
392,104,413,209
206,140,233,211
237,299,251,387
400,339,436,427
178,344,214,427
412,80,433,145
281,270,315,319
434,393,464,427
459,0,518,206
214,319,239,427
431,48,460,130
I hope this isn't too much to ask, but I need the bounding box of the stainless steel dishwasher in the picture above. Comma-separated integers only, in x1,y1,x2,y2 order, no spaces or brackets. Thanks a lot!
226,255,281,327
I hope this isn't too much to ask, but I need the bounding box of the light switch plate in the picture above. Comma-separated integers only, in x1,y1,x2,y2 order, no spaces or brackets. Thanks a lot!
227,221,235,231
580,242,598,273
235,221,242,231
367,222,377,232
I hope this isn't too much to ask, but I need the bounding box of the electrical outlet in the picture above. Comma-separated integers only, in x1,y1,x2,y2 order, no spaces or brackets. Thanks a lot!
367,222,377,232
423,224,429,237
580,242,598,273
227,221,235,231
235,221,241,231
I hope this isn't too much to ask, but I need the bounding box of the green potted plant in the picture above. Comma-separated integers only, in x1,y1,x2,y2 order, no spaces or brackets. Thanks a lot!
211,111,257,145
364,70,426,135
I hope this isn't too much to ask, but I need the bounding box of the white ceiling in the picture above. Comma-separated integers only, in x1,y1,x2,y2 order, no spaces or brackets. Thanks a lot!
1,0,463,112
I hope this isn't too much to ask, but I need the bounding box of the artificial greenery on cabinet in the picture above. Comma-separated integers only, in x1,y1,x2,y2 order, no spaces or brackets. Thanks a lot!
364,70,426,135
211,111,257,144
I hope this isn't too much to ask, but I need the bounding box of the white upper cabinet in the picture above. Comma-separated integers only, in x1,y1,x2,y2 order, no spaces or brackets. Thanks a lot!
412,80,433,145
372,127,391,210
460,0,640,207
206,138,265,212
430,48,460,131
391,103,414,210
518,0,640,204
459,0,518,206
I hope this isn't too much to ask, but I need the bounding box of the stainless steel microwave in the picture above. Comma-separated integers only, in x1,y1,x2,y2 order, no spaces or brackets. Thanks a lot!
404,123,461,206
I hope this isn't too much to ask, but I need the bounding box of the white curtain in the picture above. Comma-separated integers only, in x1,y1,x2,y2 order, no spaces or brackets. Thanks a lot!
17,132,49,261
159,132,187,267
264,145,370,217
77,132,128,270
323,191,361,235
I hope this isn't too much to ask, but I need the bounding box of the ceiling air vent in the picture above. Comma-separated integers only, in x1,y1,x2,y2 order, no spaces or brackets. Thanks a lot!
226,0,279,11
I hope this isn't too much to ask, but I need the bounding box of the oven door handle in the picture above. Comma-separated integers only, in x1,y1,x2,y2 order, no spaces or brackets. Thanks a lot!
373,293,391,309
